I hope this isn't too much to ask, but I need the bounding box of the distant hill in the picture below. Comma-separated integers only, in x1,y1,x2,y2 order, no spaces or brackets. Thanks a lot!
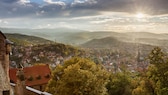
136,38,168,46
2,28,168,46
1,27,87,45
81,36,155,55
5,33,85,65
81,37,123,48
4,33,85,56
5,33,53,46
124,32,168,40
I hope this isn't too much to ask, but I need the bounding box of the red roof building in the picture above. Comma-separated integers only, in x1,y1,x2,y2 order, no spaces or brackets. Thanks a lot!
9,64,51,87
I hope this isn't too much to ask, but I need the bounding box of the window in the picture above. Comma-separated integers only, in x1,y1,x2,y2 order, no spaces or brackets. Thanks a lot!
3,90,10,95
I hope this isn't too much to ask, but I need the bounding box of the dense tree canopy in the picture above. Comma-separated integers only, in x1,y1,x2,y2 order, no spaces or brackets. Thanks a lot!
46,57,109,95
106,72,132,95
129,47,168,95
45,47,168,95
147,47,168,95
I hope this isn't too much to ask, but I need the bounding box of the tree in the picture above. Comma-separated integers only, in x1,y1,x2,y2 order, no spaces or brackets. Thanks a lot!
106,72,132,95
46,57,109,95
148,47,165,67
132,78,154,95
147,47,168,95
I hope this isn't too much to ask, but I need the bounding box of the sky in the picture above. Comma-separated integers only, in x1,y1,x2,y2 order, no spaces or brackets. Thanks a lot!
0,0,168,33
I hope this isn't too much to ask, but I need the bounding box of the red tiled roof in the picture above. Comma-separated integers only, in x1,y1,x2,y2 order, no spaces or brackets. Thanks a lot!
9,64,51,86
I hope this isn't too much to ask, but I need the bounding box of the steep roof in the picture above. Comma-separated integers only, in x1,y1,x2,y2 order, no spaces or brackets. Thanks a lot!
9,64,51,86
5,39,14,44
0,31,6,39
0,31,13,44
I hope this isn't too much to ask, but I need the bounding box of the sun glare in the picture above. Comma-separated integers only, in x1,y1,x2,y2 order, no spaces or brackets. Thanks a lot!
136,13,145,18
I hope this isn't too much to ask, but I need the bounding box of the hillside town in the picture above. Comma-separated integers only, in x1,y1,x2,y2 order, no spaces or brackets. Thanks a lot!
0,31,155,95
10,41,150,73
0,31,52,95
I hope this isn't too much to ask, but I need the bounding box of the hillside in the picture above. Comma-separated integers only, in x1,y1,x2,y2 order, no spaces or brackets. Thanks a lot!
5,33,53,46
81,37,155,55
81,37,123,48
136,38,168,46
2,28,168,46
5,33,85,66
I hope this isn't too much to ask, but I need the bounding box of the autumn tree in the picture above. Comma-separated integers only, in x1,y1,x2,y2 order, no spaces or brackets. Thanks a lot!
132,77,154,95
46,57,109,95
106,72,132,95
147,47,168,95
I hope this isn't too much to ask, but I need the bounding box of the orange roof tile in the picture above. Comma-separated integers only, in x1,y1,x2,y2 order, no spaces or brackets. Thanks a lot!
9,64,51,86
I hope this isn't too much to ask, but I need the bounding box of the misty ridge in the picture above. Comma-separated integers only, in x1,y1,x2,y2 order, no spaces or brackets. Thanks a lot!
3,27,168,58
2,27,168,47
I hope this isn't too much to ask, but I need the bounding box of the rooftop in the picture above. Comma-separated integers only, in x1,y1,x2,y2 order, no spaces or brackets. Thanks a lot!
9,64,51,86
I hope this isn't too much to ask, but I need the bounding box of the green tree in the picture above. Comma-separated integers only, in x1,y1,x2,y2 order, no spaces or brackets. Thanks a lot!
147,47,168,95
46,57,109,95
132,78,154,95
106,72,132,95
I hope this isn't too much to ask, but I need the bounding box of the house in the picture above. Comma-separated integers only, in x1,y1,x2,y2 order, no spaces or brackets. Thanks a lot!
9,64,51,94
0,31,13,95
0,31,51,95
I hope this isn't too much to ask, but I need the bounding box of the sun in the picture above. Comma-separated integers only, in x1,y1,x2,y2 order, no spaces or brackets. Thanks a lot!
136,13,145,18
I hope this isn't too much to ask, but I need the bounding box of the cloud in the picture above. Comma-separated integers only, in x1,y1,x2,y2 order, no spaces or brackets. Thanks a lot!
0,0,39,18
19,0,31,4
1,0,168,19
43,0,66,6
71,0,97,6
125,0,168,15
1,0,19,3
82,0,168,15
95,0,134,12
0,19,8,24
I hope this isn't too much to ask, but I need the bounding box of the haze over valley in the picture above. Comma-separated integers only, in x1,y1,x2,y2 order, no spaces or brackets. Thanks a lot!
3,28,168,47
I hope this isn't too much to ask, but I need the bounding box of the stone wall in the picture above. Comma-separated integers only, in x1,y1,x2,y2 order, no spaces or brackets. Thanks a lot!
0,34,5,61
0,32,12,95
0,62,11,95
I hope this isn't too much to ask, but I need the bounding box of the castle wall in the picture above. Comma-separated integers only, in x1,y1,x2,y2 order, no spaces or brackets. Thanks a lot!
0,32,12,95
0,34,6,65
0,62,11,95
